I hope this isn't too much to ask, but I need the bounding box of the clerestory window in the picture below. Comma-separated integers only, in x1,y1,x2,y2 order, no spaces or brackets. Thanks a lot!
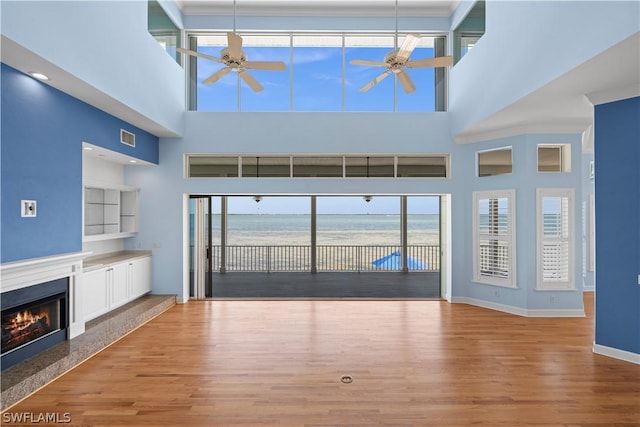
184,32,449,112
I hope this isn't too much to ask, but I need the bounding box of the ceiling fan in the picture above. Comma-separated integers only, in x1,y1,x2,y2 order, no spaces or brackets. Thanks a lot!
350,0,454,94
177,1,285,92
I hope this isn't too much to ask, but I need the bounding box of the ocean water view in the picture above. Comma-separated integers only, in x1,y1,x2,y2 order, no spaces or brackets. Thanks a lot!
194,214,440,246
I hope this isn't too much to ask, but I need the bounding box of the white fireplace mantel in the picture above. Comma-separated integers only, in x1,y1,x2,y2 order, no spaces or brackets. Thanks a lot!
1,251,92,338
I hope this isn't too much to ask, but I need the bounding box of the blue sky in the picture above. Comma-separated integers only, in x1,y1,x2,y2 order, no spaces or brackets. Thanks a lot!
196,44,437,112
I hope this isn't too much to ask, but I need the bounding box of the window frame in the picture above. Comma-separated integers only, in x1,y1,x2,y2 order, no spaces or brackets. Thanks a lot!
477,147,513,177
536,188,575,290
183,31,450,112
185,154,450,179
472,189,517,288
537,144,571,173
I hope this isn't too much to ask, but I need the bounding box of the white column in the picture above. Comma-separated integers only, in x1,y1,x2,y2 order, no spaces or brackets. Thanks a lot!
401,196,408,273
311,196,317,273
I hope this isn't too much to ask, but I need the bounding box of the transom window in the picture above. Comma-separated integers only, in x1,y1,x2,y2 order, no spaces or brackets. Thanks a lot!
477,147,512,177
537,144,571,173
185,32,448,112
186,154,450,178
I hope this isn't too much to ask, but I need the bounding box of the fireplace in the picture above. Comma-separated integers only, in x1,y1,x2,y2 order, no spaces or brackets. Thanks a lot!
1,277,68,370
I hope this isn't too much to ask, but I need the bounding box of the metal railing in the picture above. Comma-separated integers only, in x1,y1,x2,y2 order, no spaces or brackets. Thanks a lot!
199,245,440,273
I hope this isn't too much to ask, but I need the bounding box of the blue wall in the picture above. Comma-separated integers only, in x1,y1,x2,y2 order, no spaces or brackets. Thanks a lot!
594,96,640,355
1,64,159,263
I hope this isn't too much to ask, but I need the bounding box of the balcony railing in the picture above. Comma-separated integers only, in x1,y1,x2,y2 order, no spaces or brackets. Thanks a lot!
196,245,440,273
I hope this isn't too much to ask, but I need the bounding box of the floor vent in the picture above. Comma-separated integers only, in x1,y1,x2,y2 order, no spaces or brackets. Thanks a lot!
120,129,135,147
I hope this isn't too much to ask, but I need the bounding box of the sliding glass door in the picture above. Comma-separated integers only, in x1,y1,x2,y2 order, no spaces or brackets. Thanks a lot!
189,196,213,299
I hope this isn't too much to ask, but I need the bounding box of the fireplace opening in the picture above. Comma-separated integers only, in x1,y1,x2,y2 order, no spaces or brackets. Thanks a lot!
1,278,68,371
2,295,63,355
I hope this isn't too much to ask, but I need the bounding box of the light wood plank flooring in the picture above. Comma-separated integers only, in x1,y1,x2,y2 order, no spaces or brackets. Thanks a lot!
3,293,639,426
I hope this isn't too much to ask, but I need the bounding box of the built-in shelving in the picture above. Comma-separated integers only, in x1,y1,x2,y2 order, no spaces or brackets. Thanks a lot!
83,183,138,241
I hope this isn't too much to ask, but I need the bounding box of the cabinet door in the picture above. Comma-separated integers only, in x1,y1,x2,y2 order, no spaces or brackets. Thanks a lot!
131,257,152,299
83,268,109,321
110,263,129,309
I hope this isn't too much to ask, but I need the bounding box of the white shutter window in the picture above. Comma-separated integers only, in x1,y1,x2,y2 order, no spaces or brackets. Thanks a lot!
473,190,516,287
537,188,575,290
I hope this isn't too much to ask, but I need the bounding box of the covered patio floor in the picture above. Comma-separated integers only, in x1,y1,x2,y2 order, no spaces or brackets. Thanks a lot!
207,271,441,299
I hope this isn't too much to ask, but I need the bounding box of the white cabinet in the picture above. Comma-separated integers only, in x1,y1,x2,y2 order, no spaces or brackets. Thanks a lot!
131,257,152,299
83,256,152,322
83,183,138,241
83,268,110,321
110,263,129,309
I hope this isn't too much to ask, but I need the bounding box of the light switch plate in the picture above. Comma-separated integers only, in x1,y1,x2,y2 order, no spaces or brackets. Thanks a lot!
21,200,37,217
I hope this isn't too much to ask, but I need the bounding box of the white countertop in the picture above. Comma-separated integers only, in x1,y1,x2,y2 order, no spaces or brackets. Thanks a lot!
83,250,152,272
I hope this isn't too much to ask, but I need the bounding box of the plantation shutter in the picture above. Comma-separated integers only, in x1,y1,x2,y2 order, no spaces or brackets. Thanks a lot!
474,190,515,287
537,189,574,289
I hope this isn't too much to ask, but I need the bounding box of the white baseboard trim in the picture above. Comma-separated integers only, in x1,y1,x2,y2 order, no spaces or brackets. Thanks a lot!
452,297,585,317
593,343,640,364
526,308,585,317
452,297,527,316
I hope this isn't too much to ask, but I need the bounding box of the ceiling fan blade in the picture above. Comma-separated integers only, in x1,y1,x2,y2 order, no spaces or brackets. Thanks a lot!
203,67,232,85
243,61,286,71
359,70,392,93
227,32,243,59
396,34,421,62
406,56,454,69
239,70,263,92
350,59,389,67
176,47,224,63
397,70,416,94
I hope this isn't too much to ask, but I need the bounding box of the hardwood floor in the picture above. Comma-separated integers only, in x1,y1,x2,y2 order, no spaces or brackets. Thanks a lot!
3,293,639,426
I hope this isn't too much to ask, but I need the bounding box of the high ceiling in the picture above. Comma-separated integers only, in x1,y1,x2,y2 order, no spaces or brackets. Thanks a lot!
176,0,461,16
454,32,640,144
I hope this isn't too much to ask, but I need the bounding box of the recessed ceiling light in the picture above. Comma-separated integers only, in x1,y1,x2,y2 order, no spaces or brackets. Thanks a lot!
29,72,49,81
83,147,93,151
129,160,137,163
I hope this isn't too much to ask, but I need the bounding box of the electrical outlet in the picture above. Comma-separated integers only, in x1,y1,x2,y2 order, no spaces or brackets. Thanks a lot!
21,200,36,217
549,295,556,304
494,290,500,298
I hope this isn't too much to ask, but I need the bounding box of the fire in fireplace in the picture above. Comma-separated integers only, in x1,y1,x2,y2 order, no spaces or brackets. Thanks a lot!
1,278,68,371
2,297,60,354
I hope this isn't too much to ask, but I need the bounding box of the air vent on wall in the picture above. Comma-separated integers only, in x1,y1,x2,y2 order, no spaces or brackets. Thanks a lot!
120,129,135,147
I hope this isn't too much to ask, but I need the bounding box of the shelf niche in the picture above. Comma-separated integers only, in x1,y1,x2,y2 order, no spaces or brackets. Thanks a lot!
83,185,138,241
